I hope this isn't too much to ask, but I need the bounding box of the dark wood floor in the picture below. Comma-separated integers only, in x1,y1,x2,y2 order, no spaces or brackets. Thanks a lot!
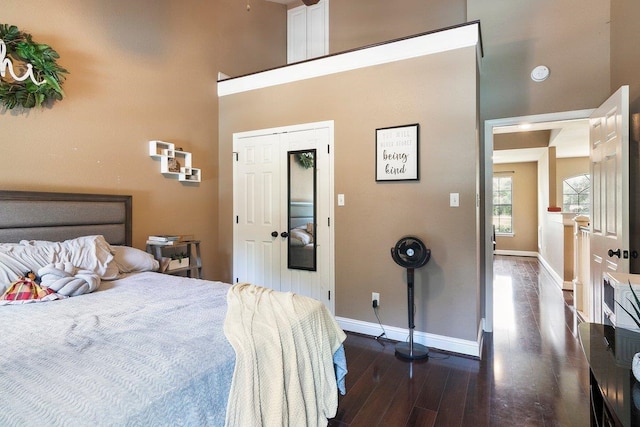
329,255,590,427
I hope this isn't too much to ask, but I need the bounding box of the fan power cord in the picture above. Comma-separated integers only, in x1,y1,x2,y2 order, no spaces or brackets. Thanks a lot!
372,300,387,344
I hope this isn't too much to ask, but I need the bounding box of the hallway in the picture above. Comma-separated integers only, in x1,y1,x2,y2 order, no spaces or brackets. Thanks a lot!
489,255,589,426
330,255,590,426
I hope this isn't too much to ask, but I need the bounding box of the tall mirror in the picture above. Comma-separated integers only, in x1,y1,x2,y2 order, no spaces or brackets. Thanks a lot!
287,149,316,270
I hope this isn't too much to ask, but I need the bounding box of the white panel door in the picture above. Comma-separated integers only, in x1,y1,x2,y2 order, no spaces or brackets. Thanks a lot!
590,86,630,323
233,122,335,313
287,0,329,64
306,1,329,60
280,127,332,309
233,133,282,290
287,6,307,64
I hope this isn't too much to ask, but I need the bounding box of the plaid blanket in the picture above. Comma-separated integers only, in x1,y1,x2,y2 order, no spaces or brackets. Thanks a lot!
0,276,64,304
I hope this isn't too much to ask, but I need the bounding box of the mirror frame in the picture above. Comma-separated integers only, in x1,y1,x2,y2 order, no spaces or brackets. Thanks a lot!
287,149,317,271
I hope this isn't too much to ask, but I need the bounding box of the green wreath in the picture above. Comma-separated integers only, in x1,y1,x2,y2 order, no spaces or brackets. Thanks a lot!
297,152,314,169
0,24,68,109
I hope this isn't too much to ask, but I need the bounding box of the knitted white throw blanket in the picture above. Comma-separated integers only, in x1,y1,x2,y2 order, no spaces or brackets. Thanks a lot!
224,283,346,427
39,262,101,296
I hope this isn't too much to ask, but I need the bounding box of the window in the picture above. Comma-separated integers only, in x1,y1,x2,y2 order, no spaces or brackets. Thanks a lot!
562,174,590,214
493,175,513,234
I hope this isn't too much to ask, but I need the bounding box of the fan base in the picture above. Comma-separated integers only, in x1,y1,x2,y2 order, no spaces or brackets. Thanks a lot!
395,342,429,360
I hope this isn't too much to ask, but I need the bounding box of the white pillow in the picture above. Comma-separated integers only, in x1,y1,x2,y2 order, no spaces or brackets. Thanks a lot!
0,242,53,275
112,246,159,273
0,251,31,293
290,228,312,246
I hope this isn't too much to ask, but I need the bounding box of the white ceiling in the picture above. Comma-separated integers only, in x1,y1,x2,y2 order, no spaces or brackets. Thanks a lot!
492,118,590,164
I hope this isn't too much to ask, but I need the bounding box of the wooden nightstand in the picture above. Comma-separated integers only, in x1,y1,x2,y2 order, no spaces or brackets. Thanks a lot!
146,240,202,279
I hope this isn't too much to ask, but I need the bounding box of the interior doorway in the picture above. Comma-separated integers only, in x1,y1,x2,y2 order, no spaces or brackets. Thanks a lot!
483,109,594,332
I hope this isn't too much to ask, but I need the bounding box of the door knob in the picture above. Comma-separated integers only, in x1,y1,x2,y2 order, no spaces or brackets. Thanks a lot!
608,248,621,258
271,231,278,238
280,231,289,238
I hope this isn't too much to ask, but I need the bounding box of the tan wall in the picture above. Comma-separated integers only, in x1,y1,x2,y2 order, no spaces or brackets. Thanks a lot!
494,130,551,151
611,0,640,112
2,0,286,279
286,0,466,51
494,162,538,253
219,48,480,341
328,0,466,53
293,0,610,120
288,0,611,121
468,0,610,120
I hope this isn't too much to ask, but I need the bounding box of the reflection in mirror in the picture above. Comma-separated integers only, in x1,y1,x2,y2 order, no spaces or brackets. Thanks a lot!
287,149,316,270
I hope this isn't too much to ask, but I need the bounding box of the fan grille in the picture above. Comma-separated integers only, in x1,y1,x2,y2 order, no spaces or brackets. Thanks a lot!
391,236,430,269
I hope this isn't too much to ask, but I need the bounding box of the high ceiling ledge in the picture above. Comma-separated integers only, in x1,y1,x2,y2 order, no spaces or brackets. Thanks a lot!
217,21,482,97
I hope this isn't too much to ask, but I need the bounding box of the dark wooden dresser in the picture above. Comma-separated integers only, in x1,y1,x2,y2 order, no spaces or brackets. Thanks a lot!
579,322,640,426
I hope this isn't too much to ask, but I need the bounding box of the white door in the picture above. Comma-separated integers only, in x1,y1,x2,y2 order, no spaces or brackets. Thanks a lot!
233,122,335,313
287,0,329,64
590,86,630,323
233,133,282,290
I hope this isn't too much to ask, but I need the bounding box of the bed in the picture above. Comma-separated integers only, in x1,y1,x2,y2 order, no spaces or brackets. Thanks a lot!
0,190,346,427
288,201,315,270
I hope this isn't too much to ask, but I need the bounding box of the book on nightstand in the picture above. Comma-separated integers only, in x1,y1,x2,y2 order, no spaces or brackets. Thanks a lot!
146,239,178,246
146,234,196,246
148,235,181,242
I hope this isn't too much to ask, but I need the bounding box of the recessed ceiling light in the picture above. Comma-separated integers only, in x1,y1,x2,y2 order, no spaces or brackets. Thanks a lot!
531,65,550,82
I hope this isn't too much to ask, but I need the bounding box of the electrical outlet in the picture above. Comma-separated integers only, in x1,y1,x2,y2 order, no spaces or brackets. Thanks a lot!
372,292,380,307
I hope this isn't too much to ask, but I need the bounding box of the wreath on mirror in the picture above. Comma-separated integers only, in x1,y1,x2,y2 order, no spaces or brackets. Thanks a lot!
0,24,68,110
297,152,314,169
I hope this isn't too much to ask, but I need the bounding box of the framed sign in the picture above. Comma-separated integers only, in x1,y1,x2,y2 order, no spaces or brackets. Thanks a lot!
375,123,419,181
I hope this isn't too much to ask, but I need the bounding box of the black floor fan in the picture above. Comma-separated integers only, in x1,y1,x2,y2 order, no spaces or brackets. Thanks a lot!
391,236,431,360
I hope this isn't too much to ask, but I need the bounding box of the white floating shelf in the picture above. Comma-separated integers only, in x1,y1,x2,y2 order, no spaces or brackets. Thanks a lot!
149,140,173,158
180,167,201,182
149,141,201,183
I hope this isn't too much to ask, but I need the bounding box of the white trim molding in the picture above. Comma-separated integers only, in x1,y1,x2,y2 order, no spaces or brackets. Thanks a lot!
537,253,570,291
336,316,483,358
218,22,481,97
493,251,570,290
493,251,569,291
493,250,538,257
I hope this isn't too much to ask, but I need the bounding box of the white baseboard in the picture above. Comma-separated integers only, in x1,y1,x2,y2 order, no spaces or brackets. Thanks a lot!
495,250,571,291
536,254,567,291
336,316,482,358
493,249,538,257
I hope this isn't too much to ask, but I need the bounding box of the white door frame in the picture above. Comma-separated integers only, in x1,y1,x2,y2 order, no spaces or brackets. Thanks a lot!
233,120,336,313
483,109,594,332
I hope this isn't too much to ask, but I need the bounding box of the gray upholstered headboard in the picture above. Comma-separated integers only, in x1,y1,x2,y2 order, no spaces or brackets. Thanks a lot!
0,191,132,246
290,201,314,229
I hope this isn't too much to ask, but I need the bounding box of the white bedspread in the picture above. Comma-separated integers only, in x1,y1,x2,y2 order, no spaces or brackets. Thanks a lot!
224,283,347,427
0,272,235,427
